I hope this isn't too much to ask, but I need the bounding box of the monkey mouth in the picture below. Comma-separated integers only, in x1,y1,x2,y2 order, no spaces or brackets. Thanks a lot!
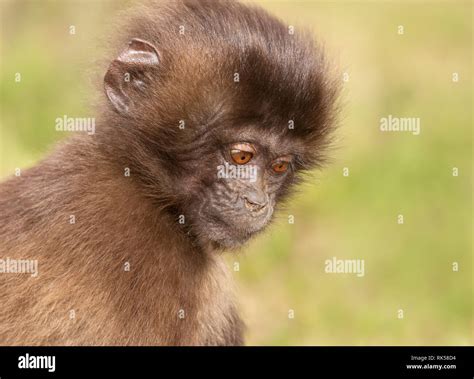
227,201,273,230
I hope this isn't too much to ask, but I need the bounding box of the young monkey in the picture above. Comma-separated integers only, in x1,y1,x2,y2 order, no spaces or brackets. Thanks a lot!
0,0,339,345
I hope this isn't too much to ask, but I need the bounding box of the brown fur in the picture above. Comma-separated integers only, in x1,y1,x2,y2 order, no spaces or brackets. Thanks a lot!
0,136,243,345
0,0,338,345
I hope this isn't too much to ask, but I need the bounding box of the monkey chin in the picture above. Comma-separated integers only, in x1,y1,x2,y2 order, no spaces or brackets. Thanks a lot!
208,231,258,252
202,217,272,252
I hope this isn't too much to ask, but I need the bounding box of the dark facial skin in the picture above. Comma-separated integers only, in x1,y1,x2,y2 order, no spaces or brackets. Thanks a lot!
190,137,293,249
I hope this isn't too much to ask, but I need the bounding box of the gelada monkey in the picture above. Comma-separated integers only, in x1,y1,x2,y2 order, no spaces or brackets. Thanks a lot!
0,0,339,345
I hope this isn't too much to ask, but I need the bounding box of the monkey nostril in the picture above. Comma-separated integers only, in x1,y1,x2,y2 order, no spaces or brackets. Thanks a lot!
243,196,268,212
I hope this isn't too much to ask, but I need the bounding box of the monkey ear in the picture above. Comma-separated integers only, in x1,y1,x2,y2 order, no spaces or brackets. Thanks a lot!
104,38,160,114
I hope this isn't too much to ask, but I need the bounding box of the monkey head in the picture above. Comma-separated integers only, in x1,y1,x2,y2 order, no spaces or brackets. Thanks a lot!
100,0,339,250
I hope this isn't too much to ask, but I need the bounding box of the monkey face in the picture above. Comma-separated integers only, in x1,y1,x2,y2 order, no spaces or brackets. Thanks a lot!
188,139,293,248
168,123,308,250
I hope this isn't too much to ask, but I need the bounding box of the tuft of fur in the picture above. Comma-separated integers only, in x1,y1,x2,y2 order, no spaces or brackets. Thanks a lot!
0,0,339,345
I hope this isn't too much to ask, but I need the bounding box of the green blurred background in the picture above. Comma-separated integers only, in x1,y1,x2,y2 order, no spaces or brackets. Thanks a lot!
1,0,472,345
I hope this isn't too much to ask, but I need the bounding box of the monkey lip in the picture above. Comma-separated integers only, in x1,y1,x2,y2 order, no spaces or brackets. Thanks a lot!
240,206,273,232
223,211,271,232
200,198,274,248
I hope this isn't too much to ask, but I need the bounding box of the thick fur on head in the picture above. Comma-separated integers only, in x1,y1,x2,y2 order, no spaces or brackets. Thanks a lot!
98,0,340,249
0,0,339,346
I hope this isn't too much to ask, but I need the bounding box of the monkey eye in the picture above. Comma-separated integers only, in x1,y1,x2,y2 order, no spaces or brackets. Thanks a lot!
230,143,255,165
271,159,290,174
231,150,253,165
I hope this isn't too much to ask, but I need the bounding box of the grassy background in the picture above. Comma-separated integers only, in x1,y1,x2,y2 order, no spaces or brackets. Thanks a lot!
1,0,472,345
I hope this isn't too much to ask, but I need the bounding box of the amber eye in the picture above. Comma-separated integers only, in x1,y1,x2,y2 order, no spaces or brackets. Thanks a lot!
272,161,289,173
231,150,253,165
230,144,255,165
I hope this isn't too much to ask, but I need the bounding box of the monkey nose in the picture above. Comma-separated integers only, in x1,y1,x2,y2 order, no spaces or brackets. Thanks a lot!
243,192,268,213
